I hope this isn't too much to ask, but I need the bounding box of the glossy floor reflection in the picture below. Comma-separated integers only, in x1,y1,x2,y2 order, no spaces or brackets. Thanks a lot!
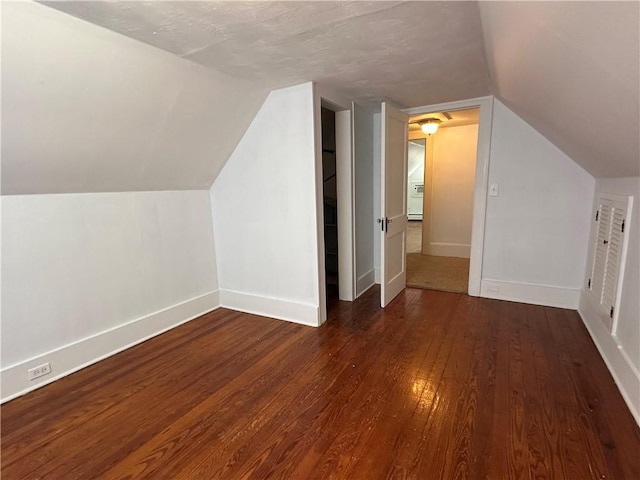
3,287,639,479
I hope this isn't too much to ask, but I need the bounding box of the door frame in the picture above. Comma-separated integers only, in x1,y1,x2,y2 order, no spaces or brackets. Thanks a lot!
403,95,494,297
313,84,355,325
406,134,432,251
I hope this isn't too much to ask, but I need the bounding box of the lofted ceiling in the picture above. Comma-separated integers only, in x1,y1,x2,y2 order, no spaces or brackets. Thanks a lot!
3,1,638,196
1,2,269,194
39,0,640,179
479,1,640,178
41,1,490,108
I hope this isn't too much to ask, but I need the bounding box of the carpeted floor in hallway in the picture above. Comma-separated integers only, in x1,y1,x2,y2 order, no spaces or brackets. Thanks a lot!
406,254,470,294
405,220,470,293
406,221,423,254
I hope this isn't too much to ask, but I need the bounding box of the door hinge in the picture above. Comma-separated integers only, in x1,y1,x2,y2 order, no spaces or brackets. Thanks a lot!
377,217,385,232
587,278,591,289
610,306,614,319
595,210,599,221
621,219,625,233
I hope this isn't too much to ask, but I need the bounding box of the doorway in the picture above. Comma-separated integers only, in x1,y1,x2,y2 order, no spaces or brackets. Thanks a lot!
405,107,480,294
406,138,426,254
314,90,353,325
321,107,339,304
341,96,492,308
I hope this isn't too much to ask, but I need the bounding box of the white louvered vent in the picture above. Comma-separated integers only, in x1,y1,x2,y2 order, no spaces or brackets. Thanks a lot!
588,194,632,331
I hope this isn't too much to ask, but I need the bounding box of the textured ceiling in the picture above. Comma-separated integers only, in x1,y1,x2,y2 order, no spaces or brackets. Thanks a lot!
41,1,490,107
5,0,639,196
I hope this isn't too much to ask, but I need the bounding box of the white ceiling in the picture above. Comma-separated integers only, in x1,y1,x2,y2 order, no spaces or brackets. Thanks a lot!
2,2,268,194
39,0,640,179
4,1,639,195
479,1,639,177
41,1,491,107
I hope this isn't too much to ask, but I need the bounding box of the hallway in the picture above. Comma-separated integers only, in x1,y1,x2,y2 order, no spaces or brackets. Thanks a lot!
406,221,470,293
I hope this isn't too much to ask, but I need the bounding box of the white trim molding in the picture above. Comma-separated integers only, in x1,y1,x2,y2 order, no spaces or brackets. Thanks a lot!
312,83,327,325
356,269,376,297
579,292,640,425
219,289,319,327
1,290,220,404
336,109,355,302
403,95,494,297
480,279,580,309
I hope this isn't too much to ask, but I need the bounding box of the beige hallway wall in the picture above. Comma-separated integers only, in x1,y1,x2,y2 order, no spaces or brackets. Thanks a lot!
422,123,478,258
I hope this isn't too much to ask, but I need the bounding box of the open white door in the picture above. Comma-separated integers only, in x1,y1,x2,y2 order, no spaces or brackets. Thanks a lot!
380,102,408,307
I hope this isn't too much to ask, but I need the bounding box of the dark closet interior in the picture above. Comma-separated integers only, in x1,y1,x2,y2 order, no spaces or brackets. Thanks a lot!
321,107,338,301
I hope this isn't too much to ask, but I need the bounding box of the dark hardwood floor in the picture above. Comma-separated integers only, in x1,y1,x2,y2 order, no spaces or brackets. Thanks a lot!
3,287,639,479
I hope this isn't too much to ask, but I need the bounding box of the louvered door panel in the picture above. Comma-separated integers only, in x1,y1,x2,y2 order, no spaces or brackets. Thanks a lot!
601,206,625,310
588,194,630,332
590,201,609,300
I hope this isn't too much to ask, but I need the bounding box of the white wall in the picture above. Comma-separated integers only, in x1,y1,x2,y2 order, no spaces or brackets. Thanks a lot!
481,100,595,308
353,103,376,296
210,83,321,326
579,177,640,424
1,1,266,194
1,190,219,401
426,124,478,258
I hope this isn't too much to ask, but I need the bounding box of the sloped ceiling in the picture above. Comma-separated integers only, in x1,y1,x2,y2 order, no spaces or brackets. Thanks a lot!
3,1,492,194
479,1,640,178
3,1,639,195
2,2,268,194
40,1,490,107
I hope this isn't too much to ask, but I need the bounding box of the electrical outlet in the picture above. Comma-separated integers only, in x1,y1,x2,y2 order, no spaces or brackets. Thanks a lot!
28,363,51,381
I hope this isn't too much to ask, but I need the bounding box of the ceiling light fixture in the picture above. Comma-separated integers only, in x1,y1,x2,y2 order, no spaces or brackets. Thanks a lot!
420,118,442,135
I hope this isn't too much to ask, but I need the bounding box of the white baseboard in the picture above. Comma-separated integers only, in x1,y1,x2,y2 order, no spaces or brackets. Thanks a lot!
1,290,220,404
375,267,381,284
578,292,640,425
426,242,470,258
219,289,319,327
356,269,376,298
480,279,580,309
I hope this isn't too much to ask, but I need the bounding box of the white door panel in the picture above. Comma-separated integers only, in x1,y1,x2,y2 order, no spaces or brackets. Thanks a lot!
381,103,408,307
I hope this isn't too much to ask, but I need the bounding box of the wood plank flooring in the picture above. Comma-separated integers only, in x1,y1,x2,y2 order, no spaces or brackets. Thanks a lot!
3,287,639,479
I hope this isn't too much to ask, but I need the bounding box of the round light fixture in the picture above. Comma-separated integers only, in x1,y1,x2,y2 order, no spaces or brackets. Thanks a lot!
420,118,442,135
